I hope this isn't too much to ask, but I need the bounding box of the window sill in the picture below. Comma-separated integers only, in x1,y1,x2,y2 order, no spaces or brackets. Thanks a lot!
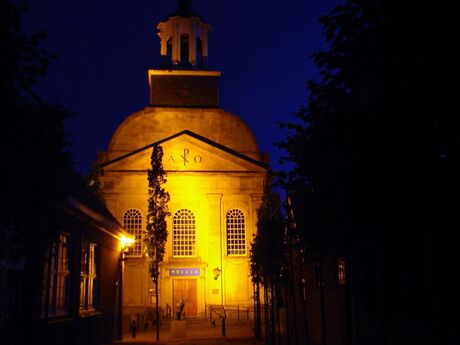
79,309,102,318
45,315,74,324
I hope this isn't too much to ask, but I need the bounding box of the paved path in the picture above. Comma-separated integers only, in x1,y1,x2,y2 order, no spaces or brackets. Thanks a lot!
107,319,265,345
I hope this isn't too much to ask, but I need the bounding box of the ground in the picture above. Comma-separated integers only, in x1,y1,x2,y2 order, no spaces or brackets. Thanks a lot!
107,319,265,345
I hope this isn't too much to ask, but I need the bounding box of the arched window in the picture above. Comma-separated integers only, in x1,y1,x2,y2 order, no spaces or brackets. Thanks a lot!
180,34,189,65
173,209,196,257
166,37,172,61
196,37,203,66
226,209,246,255
123,209,142,256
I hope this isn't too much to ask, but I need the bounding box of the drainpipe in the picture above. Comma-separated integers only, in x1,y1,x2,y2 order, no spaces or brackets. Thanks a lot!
219,193,224,307
117,250,125,340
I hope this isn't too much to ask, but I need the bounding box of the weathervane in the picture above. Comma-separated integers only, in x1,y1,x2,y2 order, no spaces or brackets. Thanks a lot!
177,0,192,10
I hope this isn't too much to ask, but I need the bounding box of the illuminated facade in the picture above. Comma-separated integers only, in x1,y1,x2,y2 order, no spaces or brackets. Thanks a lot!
96,1,267,320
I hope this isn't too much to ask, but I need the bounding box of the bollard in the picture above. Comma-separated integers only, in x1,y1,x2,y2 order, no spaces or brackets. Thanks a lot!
221,316,226,336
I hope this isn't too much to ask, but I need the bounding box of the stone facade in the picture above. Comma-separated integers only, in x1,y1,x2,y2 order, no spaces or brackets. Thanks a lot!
97,120,267,319
95,1,267,321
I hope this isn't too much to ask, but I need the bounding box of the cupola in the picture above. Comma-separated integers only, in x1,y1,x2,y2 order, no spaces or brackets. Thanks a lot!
157,0,211,70
149,0,220,108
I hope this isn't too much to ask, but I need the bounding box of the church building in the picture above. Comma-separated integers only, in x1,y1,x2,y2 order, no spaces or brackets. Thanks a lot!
96,0,268,320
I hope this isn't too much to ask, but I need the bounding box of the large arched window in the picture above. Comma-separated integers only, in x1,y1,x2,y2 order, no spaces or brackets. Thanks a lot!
123,209,143,256
173,209,196,257
226,209,246,255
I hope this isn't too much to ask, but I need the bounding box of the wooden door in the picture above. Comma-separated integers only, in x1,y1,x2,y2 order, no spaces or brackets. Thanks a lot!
173,279,197,318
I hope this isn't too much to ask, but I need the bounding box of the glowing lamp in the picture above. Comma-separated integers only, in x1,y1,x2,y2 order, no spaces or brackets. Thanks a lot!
213,267,221,280
120,234,135,251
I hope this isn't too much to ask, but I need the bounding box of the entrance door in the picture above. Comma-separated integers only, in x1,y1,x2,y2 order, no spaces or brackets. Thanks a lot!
173,279,197,318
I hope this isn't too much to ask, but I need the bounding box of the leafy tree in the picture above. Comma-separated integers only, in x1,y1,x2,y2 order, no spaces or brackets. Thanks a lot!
250,172,284,343
279,0,459,344
0,1,72,342
1,0,71,242
251,173,284,285
145,144,170,341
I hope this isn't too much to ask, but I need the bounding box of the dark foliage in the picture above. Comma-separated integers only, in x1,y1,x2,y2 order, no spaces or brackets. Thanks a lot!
145,144,170,280
278,0,459,344
250,172,284,286
145,144,170,341
0,0,72,256
1,2,73,344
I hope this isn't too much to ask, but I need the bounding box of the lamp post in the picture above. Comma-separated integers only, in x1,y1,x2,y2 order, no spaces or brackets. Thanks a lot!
117,235,135,340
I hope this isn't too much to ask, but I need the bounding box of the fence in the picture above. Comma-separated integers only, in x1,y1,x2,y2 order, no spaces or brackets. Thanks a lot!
204,304,255,336
205,304,253,323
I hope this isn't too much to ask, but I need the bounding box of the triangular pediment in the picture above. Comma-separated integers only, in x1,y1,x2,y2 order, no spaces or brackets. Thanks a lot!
99,130,268,173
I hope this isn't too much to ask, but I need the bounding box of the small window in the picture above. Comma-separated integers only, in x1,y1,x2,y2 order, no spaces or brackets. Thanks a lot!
301,278,307,300
123,209,143,256
0,227,4,262
172,209,196,257
226,209,246,255
315,261,324,287
41,232,70,317
80,242,98,312
337,257,346,286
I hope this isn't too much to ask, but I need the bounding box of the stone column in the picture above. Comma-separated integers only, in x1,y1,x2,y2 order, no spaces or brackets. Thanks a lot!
206,193,224,305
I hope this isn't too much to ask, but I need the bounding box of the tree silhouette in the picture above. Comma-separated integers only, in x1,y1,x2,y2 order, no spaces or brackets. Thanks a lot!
1,0,72,240
250,172,284,343
145,144,170,341
0,1,73,342
278,0,460,343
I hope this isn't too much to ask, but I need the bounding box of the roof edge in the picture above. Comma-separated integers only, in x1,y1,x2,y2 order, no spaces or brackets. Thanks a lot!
98,130,269,170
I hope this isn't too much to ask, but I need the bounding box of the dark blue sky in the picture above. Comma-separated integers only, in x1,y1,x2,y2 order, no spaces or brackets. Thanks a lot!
24,0,340,174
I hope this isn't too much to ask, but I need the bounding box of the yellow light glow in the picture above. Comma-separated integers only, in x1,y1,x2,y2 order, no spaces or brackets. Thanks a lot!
120,234,135,250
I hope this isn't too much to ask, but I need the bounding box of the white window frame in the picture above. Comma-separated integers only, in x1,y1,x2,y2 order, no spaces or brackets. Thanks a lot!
80,242,97,312
226,209,247,256
41,232,70,317
172,209,196,257
123,209,143,256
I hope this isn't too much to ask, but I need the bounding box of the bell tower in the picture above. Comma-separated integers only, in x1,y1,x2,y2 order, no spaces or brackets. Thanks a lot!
157,0,210,69
149,0,220,108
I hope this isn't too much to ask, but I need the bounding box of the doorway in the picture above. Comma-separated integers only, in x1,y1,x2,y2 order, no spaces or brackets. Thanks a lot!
172,279,197,318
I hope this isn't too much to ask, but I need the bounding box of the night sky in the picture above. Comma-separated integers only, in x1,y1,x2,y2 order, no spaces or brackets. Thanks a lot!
24,0,341,174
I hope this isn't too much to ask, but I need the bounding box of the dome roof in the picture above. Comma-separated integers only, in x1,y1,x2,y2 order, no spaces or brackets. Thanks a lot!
107,107,262,161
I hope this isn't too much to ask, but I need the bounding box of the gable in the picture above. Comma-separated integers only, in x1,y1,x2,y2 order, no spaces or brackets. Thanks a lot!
99,131,268,173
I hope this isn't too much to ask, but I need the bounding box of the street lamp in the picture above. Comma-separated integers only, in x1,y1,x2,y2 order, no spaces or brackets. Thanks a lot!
120,235,135,251
213,267,221,280
117,235,135,340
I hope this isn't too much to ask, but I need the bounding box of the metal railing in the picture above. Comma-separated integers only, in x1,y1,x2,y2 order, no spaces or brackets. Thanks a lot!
205,304,254,336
